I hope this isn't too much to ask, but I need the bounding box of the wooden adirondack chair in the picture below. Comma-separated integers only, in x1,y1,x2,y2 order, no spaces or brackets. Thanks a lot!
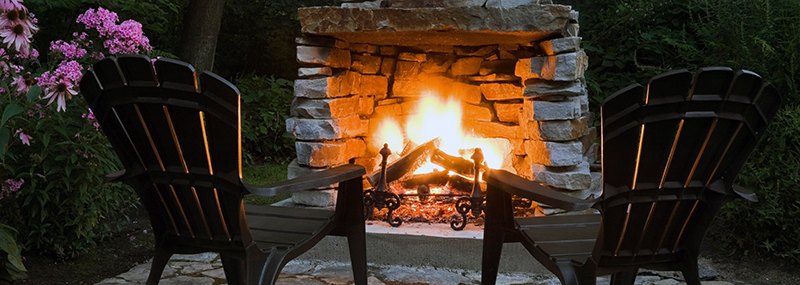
80,55,368,285
481,67,781,285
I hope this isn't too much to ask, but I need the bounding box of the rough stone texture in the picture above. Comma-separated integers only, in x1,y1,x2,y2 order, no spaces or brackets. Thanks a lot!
352,54,382,74
514,57,542,81
159,276,215,285
454,45,497,57
398,52,427,62
171,253,219,263
528,116,588,141
526,98,582,121
414,45,456,53
296,36,348,48
359,95,375,116
485,0,537,9
297,46,351,68
299,67,333,78
298,5,575,46
580,127,598,154
286,115,369,140
450,57,483,76
527,49,588,81
465,121,524,139
295,71,360,99
421,53,456,73
360,75,389,97
531,160,592,191
540,36,581,55
292,96,360,119
345,0,487,8
462,103,494,121
295,139,367,167
512,155,532,179
118,263,176,283
523,79,585,97
391,79,424,97
373,100,419,117
293,189,337,207
494,101,523,124
380,57,397,76
395,61,422,79
480,82,524,100
526,140,583,167
454,81,483,104
349,43,379,54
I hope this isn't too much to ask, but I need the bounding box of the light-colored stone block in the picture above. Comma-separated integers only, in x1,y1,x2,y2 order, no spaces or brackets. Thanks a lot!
526,99,582,121
295,36,348,49
352,54,382,74
523,50,588,82
295,139,367,167
531,161,592,191
480,82,524,100
528,117,588,141
291,96,360,119
286,115,369,140
293,189,337,207
450,57,483,76
287,159,328,180
296,46,351,68
294,71,360,99
485,0,536,9
540,36,581,55
454,81,483,104
298,67,333,78
526,140,583,167
523,79,585,97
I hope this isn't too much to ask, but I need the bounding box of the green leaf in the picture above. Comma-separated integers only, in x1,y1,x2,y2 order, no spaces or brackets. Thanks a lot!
43,133,50,147
0,104,23,128
27,85,42,102
0,128,9,161
0,226,27,278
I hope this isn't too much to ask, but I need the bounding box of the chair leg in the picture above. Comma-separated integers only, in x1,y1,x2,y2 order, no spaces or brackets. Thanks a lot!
610,268,638,285
481,230,504,285
146,250,172,285
346,223,368,285
681,259,701,285
250,248,289,285
221,253,247,285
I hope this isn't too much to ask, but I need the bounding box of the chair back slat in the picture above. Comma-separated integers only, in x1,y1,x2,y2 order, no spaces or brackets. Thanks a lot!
599,67,782,265
85,55,245,243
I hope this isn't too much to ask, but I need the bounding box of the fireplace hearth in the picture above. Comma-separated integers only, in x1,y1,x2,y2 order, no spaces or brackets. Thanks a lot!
286,0,601,222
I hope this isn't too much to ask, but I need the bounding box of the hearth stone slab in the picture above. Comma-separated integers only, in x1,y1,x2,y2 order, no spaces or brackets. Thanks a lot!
298,5,576,46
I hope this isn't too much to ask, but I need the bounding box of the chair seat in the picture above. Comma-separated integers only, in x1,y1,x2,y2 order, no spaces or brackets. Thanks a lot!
516,214,601,265
244,204,336,251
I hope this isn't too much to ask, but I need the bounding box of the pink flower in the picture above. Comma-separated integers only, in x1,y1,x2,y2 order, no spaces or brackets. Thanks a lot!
41,79,77,112
0,9,37,34
38,61,82,112
0,23,32,54
76,7,118,36
14,129,30,145
50,40,87,60
103,19,151,55
0,178,24,201
0,0,26,11
12,72,34,95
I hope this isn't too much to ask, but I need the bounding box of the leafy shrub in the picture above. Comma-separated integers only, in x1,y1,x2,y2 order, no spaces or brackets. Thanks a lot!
0,5,155,257
236,74,295,165
579,0,800,262
717,105,800,262
0,219,26,281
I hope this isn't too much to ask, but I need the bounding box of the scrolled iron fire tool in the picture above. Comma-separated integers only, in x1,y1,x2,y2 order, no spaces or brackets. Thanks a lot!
363,143,403,227
451,148,485,231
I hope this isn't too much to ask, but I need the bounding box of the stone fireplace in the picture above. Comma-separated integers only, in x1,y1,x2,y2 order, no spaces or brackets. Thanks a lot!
285,0,600,210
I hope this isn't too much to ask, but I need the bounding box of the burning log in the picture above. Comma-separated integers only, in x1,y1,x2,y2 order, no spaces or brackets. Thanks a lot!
430,149,488,177
366,138,440,187
399,169,449,189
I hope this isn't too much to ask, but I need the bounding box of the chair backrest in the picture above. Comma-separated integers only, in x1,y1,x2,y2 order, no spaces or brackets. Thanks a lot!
81,55,247,243
598,67,781,265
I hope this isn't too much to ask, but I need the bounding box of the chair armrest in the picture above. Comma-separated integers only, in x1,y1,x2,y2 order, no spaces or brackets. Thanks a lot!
484,169,596,212
104,169,127,183
732,184,758,202
243,164,366,197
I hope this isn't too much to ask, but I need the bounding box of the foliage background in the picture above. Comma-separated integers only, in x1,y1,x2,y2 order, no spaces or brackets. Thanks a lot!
575,0,800,263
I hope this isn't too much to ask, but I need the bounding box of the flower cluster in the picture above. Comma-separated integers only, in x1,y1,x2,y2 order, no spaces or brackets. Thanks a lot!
76,7,151,55
0,178,23,201
38,60,82,112
0,0,37,57
82,109,99,130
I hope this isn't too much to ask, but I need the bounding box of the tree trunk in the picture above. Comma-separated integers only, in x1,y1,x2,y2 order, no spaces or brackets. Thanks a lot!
178,0,226,73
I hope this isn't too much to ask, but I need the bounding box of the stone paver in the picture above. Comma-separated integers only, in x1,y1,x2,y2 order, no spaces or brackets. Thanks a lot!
96,254,735,285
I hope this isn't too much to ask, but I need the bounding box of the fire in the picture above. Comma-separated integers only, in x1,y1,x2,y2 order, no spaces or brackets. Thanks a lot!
372,83,511,174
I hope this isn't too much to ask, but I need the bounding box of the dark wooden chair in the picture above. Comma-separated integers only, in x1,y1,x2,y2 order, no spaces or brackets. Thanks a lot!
481,67,781,285
80,55,368,285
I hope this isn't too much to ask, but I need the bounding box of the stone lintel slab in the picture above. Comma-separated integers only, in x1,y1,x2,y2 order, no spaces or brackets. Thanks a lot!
298,5,575,46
